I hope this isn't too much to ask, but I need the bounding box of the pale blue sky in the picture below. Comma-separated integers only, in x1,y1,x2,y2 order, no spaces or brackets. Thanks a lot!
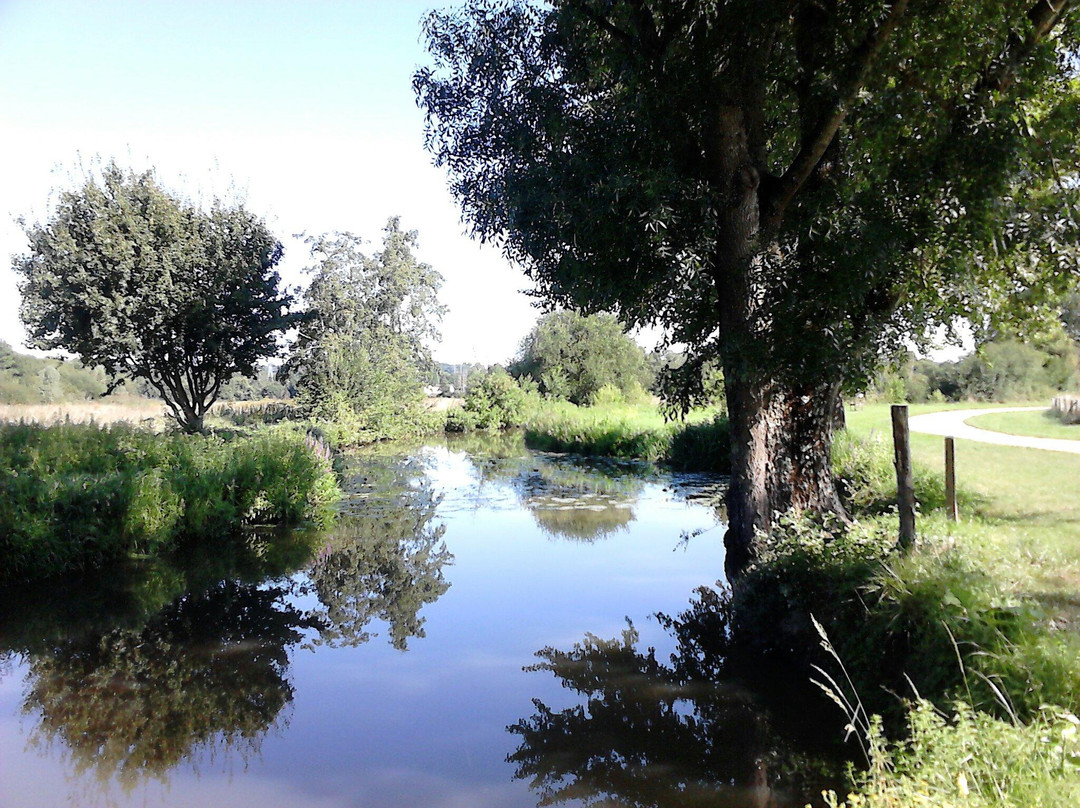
0,0,545,364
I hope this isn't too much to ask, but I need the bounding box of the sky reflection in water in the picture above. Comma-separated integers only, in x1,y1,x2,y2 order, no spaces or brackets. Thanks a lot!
0,435,839,808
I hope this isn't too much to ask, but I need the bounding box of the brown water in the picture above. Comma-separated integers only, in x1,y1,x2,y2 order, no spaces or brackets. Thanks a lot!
0,433,846,807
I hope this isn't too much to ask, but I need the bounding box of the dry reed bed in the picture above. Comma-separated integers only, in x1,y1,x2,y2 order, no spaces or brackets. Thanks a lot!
0,398,166,426
1052,394,1080,424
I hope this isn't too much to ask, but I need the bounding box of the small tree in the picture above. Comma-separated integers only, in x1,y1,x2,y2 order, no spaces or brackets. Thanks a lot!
285,220,445,437
511,310,651,405
14,165,296,432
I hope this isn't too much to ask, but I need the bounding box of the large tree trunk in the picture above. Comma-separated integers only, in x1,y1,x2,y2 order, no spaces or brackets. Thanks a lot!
709,104,849,579
722,374,849,578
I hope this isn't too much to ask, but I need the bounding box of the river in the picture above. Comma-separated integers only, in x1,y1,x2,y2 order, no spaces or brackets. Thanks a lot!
0,432,845,807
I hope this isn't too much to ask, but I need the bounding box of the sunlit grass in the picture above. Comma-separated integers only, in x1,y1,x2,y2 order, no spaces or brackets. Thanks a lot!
844,402,1080,627
524,400,729,469
967,408,1080,441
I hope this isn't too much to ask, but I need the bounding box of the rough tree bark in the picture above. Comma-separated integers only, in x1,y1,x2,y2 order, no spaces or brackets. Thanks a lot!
722,376,849,577
710,105,850,577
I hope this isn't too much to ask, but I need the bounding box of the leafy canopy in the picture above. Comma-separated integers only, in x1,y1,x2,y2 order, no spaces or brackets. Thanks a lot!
510,310,651,405
416,1,1080,401
13,164,295,431
286,219,445,441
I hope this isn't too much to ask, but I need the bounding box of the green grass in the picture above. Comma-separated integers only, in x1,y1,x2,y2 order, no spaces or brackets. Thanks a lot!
966,408,1080,441
524,400,730,470
721,401,1080,805
845,402,1080,622
0,422,341,583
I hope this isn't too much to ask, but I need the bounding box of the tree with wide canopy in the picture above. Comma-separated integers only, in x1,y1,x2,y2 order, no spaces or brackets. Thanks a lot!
14,165,295,432
416,0,1080,574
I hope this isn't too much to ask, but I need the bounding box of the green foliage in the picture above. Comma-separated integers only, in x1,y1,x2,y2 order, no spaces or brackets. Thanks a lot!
13,163,296,432
524,401,727,468
666,415,732,472
828,701,1080,808
417,0,1080,549
831,429,980,516
286,221,445,444
0,423,340,583
218,368,289,401
417,0,1080,390
0,341,111,404
449,367,540,431
876,338,1080,404
525,401,677,463
509,310,652,405
731,514,1080,724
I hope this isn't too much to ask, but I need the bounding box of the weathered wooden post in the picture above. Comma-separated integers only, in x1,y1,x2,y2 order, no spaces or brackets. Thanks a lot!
945,436,958,522
891,404,916,549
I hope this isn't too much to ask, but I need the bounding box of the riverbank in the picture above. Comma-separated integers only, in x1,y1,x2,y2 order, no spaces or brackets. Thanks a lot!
811,403,1080,806
0,422,340,583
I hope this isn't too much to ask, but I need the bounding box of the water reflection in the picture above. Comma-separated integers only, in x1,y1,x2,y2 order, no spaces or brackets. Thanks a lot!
1,455,454,795
304,460,451,650
449,436,647,542
23,580,312,789
510,590,847,808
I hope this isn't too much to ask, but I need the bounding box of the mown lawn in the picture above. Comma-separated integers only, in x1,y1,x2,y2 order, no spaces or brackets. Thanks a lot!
845,402,1080,627
966,407,1080,441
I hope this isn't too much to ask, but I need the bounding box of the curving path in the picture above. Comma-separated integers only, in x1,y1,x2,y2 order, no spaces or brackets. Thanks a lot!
908,406,1080,455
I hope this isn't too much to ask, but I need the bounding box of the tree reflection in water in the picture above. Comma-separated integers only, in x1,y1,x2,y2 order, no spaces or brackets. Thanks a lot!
465,443,649,543
23,580,314,789
7,453,454,793
303,467,451,650
510,589,847,808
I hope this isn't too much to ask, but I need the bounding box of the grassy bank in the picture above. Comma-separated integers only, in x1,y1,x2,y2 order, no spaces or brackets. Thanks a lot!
0,422,340,583
800,403,1080,806
524,401,731,471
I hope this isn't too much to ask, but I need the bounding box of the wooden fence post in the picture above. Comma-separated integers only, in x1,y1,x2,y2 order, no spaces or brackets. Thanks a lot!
945,436,958,522
892,404,917,549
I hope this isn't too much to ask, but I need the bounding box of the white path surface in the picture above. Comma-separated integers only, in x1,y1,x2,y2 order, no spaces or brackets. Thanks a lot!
908,407,1080,456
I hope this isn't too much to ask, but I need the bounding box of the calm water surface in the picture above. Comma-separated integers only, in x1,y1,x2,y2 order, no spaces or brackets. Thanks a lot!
0,434,843,807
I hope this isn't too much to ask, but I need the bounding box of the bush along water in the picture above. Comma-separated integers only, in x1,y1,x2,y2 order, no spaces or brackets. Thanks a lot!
0,422,341,583
523,401,730,470
670,510,1080,807
445,368,541,432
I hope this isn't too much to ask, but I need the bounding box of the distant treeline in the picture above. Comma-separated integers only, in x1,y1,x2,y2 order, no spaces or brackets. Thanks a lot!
0,341,110,403
1,341,287,405
874,337,1079,403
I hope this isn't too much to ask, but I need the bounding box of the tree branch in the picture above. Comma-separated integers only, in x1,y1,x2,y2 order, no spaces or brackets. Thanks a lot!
568,2,638,51
771,0,911,215
981,0,1073,94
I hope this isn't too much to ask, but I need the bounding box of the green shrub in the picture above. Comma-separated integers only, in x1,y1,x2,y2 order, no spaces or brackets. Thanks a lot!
0,423,340,583
832,429,979,516
459,368,540,430
589,383,625,407
827,701,1080,808
731,513,1080,722
667,415,731,472
524,401,730,468
525,401,676,462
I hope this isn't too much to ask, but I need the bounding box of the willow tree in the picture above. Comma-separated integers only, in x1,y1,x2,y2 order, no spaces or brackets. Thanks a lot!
416,1,1080,573
14,164,295,432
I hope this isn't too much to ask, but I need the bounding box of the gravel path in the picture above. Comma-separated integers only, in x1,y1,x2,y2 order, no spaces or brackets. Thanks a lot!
907,407,1080,456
